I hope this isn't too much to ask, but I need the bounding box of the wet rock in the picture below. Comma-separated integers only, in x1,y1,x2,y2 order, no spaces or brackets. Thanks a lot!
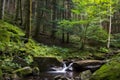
11,73,20,80
32,67,39,76
3,73,11,80
13,67,32,77
33,57,62,72
54,75,70,80
73,60,106,72
80,70,92,80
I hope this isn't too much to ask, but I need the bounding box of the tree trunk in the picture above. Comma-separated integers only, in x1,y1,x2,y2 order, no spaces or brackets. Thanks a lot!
15,0,23,25
51,0,57,39
15,0,19,21
34,0,43,37
19,0,23,25
66,0,71,43
0,0,3,19
61,0,65,43
107,3,112,48
24,0,32,39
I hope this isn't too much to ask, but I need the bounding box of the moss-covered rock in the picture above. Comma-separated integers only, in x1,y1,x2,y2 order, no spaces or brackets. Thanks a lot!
90,60,120,80
0,69,3,80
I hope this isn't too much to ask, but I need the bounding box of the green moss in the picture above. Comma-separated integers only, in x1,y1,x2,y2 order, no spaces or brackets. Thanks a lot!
90,60,120,80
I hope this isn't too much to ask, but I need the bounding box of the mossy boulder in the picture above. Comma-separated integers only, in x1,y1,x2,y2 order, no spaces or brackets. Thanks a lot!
0,69,3,80
80,70,92,80
90,60,120,80
33,57,62,72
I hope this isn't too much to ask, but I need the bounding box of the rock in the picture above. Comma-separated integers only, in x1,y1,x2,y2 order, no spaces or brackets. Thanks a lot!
0,69,3,80
54,75,70,80
90,59,120,80
32,67,39,76
11,74,19,80
33,57,62,72
13,67,32,77
3,73,11,80
80,70,92,80
73,60,106,72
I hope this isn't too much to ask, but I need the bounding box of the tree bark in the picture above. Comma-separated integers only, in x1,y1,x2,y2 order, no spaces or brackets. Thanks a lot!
51,0,57,39
0,0,3,19
66,0,71,43
24,0,32,39
107,3,112,48
34,0,43,37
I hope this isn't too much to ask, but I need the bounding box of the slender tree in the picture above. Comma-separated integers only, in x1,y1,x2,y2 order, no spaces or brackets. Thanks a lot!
51,0,57,39
66,0,72,43
0,0,3,19
107,0,112,48
34,0,43,37
61,0,65,43
24,0,32,39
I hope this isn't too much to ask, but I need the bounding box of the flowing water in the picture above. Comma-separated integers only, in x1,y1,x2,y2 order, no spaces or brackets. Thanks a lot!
22,62,80,80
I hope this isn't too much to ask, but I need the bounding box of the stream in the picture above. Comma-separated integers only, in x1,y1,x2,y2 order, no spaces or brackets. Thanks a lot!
22,62,80,80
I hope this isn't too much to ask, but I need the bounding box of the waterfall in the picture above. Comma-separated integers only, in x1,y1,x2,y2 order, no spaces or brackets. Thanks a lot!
48,62,73,73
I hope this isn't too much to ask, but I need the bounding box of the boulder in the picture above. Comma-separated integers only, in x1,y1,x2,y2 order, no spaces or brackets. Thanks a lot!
54,75,70,80
32,67,39,76
80,70,92,80
33,57,62,72
11,73,20,80
73,60,106,72
90,59,120,80
0,69,3,80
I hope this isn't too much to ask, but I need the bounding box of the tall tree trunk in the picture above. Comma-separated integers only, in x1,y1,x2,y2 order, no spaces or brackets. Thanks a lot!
34,0,43,37
24,0,32,39
0,0,3,19
107,2,112,48
2,0,5,19
19,0,23,25
51,0,57,39
66,0,71,43
15,0,23,25
15,0,19,21
62,0,65,43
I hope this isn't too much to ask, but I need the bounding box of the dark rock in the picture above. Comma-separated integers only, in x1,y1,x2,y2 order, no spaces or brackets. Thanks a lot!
32,67,39,76
73,60,106,72
54,75,70,80
33,57,62,72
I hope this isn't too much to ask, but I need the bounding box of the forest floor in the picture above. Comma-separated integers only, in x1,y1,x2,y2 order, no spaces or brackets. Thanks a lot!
34,34,78,49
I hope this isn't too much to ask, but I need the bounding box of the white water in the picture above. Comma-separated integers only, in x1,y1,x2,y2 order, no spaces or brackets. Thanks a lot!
47,62,73,73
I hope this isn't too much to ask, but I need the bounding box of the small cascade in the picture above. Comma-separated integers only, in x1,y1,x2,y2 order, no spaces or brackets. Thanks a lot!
48,62,73,73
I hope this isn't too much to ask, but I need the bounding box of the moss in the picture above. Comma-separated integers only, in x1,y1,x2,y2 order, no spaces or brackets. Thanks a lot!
0,69,3,79
90,60,120,80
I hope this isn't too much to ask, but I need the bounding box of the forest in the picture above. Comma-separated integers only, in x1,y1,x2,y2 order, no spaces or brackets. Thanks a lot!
0,0,120,80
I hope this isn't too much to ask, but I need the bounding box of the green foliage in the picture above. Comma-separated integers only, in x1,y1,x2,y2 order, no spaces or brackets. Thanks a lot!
99,47,109,53
111,33,120,48
87,26,108,43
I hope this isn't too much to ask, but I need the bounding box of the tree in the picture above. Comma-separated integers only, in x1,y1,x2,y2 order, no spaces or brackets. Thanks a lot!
51,0,57,39
24,0,32,39
15,0,23,25
0,0,3,19
34,0,43,37
66,0,72,43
